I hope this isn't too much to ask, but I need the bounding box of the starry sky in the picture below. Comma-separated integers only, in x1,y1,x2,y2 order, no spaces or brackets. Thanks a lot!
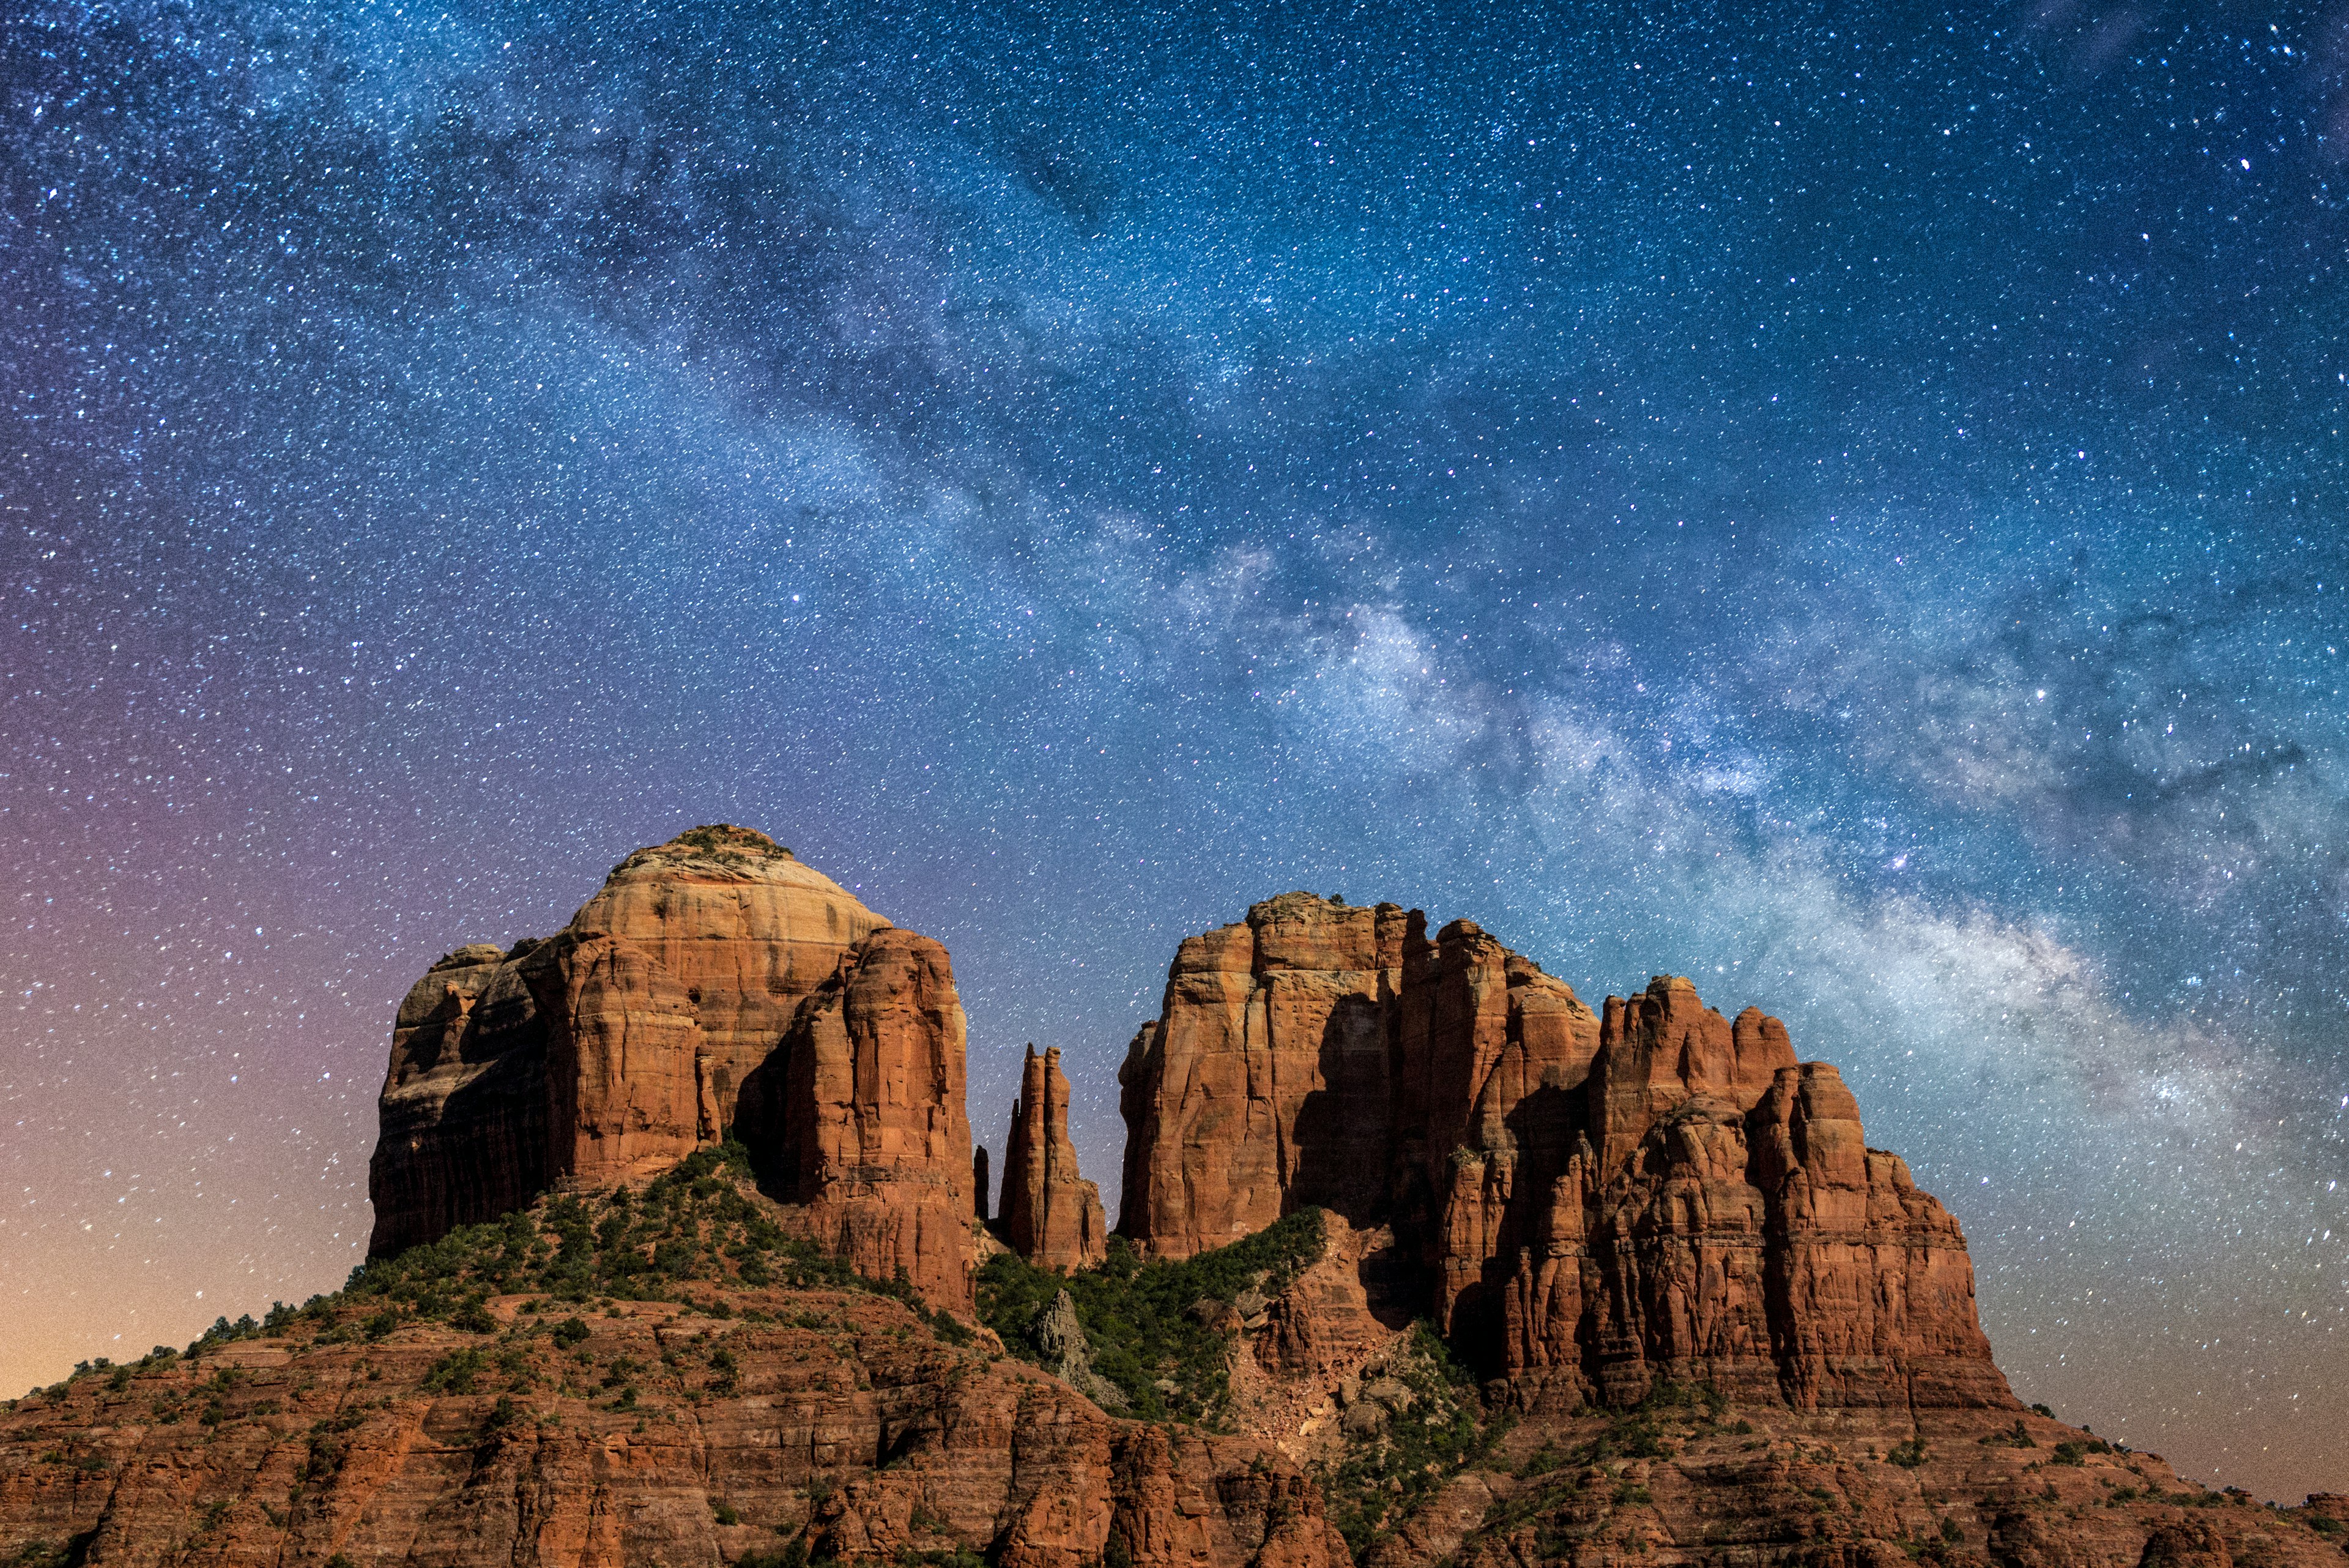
6,0,2348,1499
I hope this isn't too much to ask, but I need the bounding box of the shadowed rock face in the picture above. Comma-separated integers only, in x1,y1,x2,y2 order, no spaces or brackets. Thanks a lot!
755,926,976,1307
1000,1044,1110,1271
367,825,974,1308
1116,894,2013,1410
366,942,555,1260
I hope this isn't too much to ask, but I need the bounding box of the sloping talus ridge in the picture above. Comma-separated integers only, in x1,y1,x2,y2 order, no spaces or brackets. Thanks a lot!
0,1164,1346,1568
1116,891,2013,1410
366,824,974,1309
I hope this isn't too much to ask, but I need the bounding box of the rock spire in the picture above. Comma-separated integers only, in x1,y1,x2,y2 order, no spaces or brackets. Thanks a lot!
998,1044,1110,1271
1115,893,2013,1410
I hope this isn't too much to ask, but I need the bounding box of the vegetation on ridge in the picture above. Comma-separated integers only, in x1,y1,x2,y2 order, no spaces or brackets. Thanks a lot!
1313,1321,1496,1557
10,1142,963,1408
976,1206,1325,1425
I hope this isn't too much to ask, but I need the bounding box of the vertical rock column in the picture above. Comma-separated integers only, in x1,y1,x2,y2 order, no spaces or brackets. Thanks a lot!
1000,1044,1109,1271
1115,894,1412,1258
776,929,978,1310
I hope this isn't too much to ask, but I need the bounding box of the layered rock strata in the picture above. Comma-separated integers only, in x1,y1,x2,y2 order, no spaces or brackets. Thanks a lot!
368,825,973,1307
1000,1044,1110,1271
1116,894,2011,1410
0,1220,1342,1568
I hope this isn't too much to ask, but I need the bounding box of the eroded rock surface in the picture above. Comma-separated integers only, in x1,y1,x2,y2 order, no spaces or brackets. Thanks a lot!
0,1181,1340,1568
763,927,976,1307
1116,896,2011,1410
368,825,972,1309
1000,1045,1110,1271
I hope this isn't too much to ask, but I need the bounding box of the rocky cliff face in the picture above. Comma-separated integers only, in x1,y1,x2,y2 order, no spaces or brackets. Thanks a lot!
999,1045,1109,1271
1116,895,2011,1410
755,927,976,1307
1116,895,1423,1256
368,826,973,1308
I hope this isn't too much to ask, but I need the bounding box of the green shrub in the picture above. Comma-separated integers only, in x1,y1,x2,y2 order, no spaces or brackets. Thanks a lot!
450,1298,499,1334
735,1542,809,1568
976,1208,1324,1422
1979,1419,2036,1449
423,1348,491,1394
1890,1436,1929,1468
1312,1323,1493,1556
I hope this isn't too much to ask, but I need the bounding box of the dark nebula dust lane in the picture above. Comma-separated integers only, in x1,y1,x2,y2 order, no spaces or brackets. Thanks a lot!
4,0,2347,1498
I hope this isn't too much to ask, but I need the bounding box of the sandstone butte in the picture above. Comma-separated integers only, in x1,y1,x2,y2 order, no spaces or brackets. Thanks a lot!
7,863,2346,1568
1115,892,2009,1412
365,825,973,1310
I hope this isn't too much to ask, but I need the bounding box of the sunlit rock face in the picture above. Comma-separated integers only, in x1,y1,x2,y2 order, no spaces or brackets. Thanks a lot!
367,825,974,1308
1116,894,2013,1408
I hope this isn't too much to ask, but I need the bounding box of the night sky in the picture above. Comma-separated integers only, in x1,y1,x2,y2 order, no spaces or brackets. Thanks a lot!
6,0,2348,1500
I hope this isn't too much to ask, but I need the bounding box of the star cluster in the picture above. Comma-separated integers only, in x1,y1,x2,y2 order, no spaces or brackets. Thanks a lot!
4,0,2347,1498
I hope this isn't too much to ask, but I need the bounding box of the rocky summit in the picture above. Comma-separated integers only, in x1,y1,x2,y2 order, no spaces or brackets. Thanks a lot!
1115,894,2009,1412
366,825,973,1309
6,856,2343,1568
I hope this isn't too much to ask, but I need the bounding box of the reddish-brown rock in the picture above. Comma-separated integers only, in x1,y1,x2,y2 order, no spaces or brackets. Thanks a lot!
1000,1045,1110,1271
1112,896,1595,1282
764,927,976,1309
366,942,555,1258
0,1178,1343,1568
1118,899,2011,1411
368,825,973,1311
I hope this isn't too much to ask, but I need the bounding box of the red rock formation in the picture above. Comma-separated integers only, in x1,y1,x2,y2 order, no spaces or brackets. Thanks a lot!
368,825,974,1310
1118,900,2013,1411
1116,895,1418,1257
1113,897,1594,1278
770,927,976,1308
0,1188,1343,1568
366,943,554,1258
1000,1045,1110,1271
1497,1025,2011,1410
